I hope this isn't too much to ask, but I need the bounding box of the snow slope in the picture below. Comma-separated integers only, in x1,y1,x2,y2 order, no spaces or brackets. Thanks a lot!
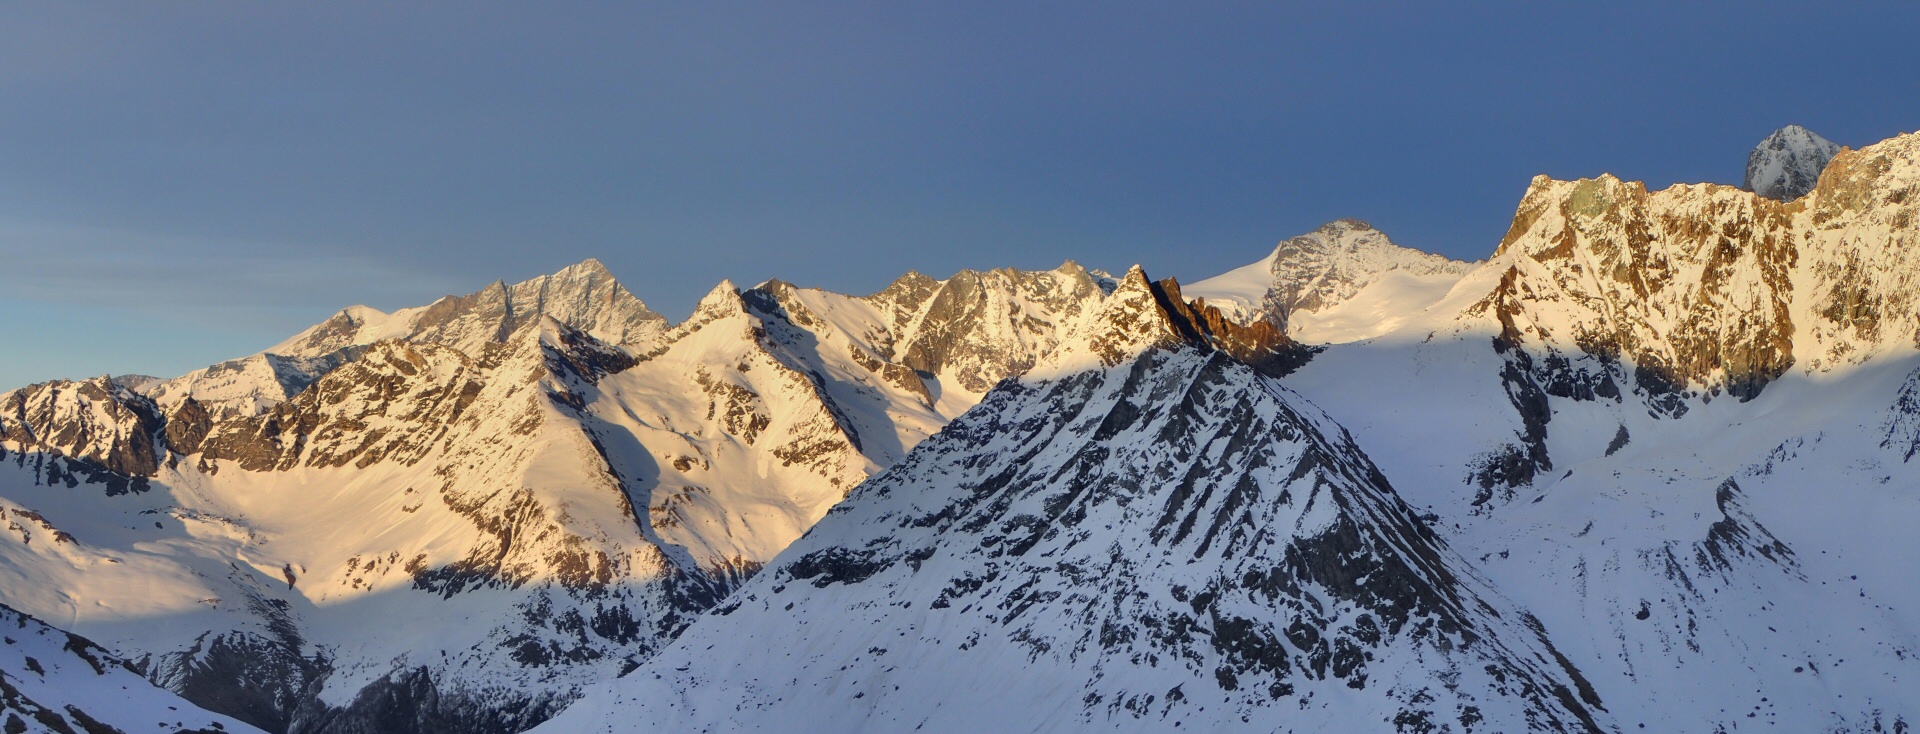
0,603,261,733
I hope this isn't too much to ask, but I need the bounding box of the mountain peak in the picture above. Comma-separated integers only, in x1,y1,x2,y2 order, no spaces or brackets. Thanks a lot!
543,257,617,285
702,279,741,303
676,280,748,330
1745,125,1842,201
1184,220,1476,340
1036,266,1306,379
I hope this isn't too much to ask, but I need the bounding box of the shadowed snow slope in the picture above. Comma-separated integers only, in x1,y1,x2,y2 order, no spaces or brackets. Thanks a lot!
0,603,262,733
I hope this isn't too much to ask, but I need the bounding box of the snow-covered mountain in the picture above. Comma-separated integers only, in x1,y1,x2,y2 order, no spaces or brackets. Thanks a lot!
5,127,1920,734
545,128,1920,732
541,268,1608,733
144,259,669,422
0,259,1113,733
0,603,262,733
1184,219,1480,343
1745,124,1842,201
1276,129,1920,730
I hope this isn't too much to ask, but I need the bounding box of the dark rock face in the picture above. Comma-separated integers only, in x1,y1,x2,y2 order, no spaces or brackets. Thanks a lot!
164,398,214,458
1696,479,1795,574
0,377,165,479
1151,278,1315,378
1882,367,1920,462
152,630,322,734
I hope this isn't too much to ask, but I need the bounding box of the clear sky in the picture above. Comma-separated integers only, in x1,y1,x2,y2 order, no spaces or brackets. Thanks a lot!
4,2,1918,391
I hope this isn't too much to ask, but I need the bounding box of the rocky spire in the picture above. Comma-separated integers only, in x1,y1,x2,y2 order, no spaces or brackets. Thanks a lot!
1745,124,1841,201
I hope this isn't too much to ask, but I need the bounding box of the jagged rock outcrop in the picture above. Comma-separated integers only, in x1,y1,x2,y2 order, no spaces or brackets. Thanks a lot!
1883,366,1920,462
1797,131,1920,370
879,262,1113,394
1745,125,1842,201
1151,277,1313,377
1461,129,1920,431
0,376,164,488
1475,174,1800,414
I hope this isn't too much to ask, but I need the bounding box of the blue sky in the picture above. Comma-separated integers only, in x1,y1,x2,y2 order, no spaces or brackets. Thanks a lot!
4,2,1918,390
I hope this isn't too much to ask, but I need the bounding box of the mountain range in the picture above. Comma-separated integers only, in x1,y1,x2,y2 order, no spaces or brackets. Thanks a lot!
2,125,1915,733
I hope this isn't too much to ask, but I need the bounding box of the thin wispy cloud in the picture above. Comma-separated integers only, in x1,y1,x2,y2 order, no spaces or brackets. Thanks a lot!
0,217,464,320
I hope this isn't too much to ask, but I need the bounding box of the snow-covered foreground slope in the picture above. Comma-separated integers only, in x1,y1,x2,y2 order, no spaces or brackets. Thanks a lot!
541,270,1607,733
1281,334,1920,731
0,604,261,733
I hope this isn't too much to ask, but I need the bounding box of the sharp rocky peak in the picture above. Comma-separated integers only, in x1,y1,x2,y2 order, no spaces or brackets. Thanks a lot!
267,259,666,365
681,280,748,324
1042,265,1309,380
1746,124,1843,201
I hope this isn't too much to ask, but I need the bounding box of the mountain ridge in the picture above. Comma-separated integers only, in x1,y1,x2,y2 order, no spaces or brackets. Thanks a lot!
3,128,1919,733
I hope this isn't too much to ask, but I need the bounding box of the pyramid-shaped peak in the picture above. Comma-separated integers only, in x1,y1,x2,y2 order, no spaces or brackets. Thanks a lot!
1766,124,1831,143
1746,125,1842,201
529,257,620,287
1283,218,1405,254
687,280,745,315
566,257,613,276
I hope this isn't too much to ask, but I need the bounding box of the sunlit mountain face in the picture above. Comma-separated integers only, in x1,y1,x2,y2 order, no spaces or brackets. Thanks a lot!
4,126,1918,733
